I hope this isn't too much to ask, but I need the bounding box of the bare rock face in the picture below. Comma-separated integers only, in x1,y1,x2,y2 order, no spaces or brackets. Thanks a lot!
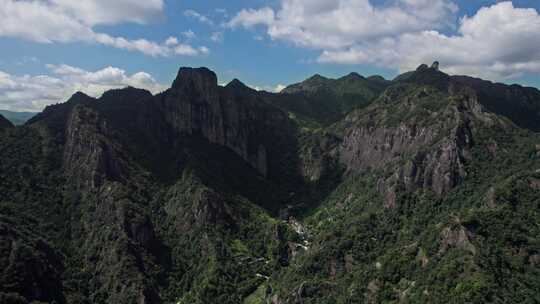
271,294,283,304
339,88,479,201
301,93,475,207
62,103,163,304
300,133,340,181
157,67,293,178
63,104,123,190
416,64,429,71
323,76,507,207
438,224,476,255
529,177,540,190
416,248,429,267
451,74,540,131
163,68,224,145
340,122,440,173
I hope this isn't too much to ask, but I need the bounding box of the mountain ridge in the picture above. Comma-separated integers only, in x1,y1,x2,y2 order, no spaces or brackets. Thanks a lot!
0,110,37,125
1,63,539,304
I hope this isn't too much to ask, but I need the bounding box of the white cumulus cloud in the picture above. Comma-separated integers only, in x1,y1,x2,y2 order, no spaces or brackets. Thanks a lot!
49,0,164,26
228,0,540,80
226,7,275,28
0,64,167,112
227,0,457,49
318,2,540,80
0,0,208,57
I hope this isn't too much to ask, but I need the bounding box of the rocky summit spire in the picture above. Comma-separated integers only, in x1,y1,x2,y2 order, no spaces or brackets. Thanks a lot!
172,67,218,93
416,63,429,71
431,61,440,70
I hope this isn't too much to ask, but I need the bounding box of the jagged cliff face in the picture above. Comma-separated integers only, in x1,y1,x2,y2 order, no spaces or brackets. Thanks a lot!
1,64,540,304
264,66,540,303
300,67,514,207
156,67,296,179
337,82,490,202
0,67,302,304
64,104,121,189
452,75,540,131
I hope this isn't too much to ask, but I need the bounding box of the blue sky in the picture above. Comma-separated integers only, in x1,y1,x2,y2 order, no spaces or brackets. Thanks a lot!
0,0,539,111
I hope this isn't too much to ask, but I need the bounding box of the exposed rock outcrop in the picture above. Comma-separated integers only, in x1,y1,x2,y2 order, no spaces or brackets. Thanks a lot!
3,64,540,303
339,85,480,200
63,104,123,190
300,70,518,210
416,64,429,71
61,98,165,304
157,67,295,178
451,75,540,131
438,224,476,255
299,133,340,181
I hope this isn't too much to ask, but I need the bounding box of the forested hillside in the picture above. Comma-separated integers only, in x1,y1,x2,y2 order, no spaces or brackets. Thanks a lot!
1,64,539,304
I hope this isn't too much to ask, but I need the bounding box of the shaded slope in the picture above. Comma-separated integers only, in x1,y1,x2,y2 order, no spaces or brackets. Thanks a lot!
451,75,540,131
270,72,390,126
264,66,540,303
0,67,305,304
0,114,13,130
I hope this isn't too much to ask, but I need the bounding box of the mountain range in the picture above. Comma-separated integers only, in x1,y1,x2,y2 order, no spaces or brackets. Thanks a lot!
0,63,539,304
0,110,37,126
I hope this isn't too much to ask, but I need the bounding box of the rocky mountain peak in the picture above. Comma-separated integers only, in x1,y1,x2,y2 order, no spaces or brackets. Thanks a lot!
99,86,152,102
172,67,218,92
225,78,254,93
308,74,327,81
2,63,540,304
416,61,440,72
341,72,364,81
67,91,93,103
416,64,429,71
396,62,450,90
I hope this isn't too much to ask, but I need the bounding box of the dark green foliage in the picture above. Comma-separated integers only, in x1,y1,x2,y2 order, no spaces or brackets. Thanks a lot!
1,66,540,304
269,72,390,126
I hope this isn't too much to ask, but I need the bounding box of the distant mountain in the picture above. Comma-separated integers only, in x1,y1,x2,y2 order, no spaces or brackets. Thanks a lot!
269,72,391,126
1,63,539,304
0,109,37,125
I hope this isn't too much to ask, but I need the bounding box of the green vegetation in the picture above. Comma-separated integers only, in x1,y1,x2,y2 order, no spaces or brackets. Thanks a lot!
268,72,390,126
1,65,539,303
